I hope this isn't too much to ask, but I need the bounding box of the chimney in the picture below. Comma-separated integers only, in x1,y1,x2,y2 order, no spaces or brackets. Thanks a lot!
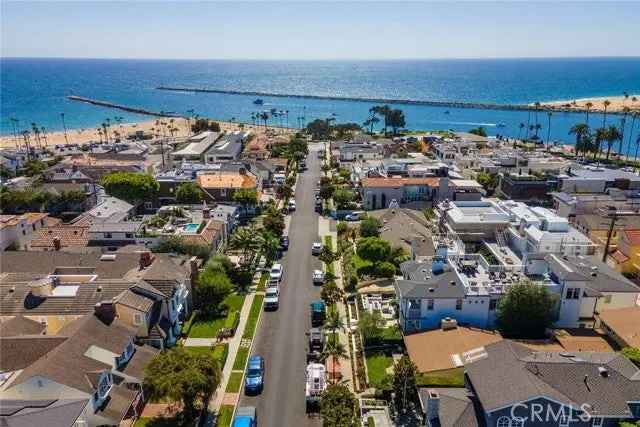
426,389,440,421
53,236,61,251
94,300,116,324
139,251,153,269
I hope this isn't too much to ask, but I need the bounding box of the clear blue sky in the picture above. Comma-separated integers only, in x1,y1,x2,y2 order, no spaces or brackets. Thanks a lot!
2,1,639,60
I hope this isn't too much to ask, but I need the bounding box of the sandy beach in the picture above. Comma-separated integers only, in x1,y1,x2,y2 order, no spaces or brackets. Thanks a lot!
539,94,640,113
0,118,292,150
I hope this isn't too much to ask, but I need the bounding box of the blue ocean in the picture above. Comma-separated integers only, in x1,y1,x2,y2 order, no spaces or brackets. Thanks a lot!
2,57,640,150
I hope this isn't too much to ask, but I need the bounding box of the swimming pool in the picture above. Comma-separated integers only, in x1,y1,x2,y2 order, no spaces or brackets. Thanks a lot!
183,223,200,233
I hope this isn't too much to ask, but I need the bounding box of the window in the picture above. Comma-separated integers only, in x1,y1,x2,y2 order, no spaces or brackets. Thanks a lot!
456,299,463,310
104,232,113,239
592,417,603,427
489,300,497,311
497,416,511,427
408,299,421,310
133,312,143,326
566,288,580,300
97,372,112,399
427,299,434,311
125,233,133,239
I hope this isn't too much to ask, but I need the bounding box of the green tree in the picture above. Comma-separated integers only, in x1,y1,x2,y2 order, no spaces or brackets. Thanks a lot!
336,221,348,236
319,182,335,201
324,310,345,344
319,245,337,266
144,347,221,424
386,109,406,135
197,267,233,317
320,384,359,427
205,254,235,275
604,125,623,160
230,225,261,267
306,119,332,140
232,188,258,208
358,310,385,344
332,188,355,209
468,126,488,137
375,261,396,278
191,118,220,133
0,187,51,214
357,237,391,262
277,183,293,200
496,280,557,339
101,172,159,204
22,160,48,177
321,281,344,307
569,123,591,158
259,230,281,263
359,216,381,238
476,171,499,196
333,123,362,140
176,182,203,204
370,105,392,134
392,356,419,411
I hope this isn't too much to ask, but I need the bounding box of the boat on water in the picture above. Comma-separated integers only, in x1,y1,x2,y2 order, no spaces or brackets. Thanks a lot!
253,99,264,105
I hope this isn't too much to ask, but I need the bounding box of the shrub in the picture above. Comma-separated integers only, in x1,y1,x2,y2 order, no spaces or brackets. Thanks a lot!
622,347,640,366
375,261,396,278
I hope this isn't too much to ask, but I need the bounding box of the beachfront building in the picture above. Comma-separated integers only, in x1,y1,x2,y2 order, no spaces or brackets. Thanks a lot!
170,131,221,163
338,142,385,162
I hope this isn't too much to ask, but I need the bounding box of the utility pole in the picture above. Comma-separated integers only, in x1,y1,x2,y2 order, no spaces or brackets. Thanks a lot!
601,206,637,263
60,113,69,144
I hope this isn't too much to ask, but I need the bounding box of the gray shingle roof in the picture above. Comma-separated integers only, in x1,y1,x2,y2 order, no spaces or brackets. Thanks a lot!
465,340,640,415
419,388,482,427
546,254,640,293
0,398,88,427
396,275,466,299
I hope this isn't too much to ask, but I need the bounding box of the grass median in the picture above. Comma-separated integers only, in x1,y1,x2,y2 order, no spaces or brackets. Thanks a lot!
216,405,235,427
226,371,244,393
242,295,264,339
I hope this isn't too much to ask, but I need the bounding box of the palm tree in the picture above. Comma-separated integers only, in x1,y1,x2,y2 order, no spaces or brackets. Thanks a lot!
629,113,638,154
518,123,525,141
594,127,607,160
40,126,47,146
585,102,593,125
259,231,280,263
324,311,345,345
22,130,32,161
534,102,541,135
568,123,590,158
230,225,261,266
605,125,622,160
259,112,269,128
321,339,348,383
620,107,631,156
60,113,69,144
602,100,611,127
546,112,553,149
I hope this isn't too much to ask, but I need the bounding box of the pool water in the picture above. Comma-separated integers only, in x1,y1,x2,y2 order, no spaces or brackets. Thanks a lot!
183,223,200,233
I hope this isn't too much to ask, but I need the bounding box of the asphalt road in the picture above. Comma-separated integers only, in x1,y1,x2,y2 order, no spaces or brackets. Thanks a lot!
238,144,324,426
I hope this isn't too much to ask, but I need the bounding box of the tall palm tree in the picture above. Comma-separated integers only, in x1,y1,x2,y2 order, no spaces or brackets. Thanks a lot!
60,113,69,144
517,123,525,141
594,127,607,160
605,125,622,160
230,225,261,266
40,126,47,146
568,123,590,158
324,311,345,346
534,102,541,135
620,107,631,156
585,102,593,125
259,230,280,263
259,112,269,128
22,130,32,161
602,100,611,127
546,112,553,149
321,339,348,383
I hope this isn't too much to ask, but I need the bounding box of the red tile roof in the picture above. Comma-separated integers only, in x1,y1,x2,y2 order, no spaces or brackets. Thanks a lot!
30,226,90,250
622,229,640,246
361,177,440,188
610,250,630,264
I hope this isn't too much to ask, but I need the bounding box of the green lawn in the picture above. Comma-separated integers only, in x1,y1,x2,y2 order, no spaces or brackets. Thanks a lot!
186,294,246,338
242,295,264,339
183,343,229,366
417,368,465,387
226,371,244,393
352,252,372,277
216,405,235,427
256,272,269,292
233,347,250,371
365,350,393,389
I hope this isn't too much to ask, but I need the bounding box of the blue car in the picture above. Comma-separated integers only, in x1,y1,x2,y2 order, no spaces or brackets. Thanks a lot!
244,355,265,394
281,236,289,250
232,406,257,427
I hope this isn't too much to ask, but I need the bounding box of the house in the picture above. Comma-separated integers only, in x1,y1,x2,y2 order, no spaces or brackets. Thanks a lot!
197,171,258,204
70,196,135,227
419,340,640,427
497,172,554,203
339,143,384,162
29,225,90,251
573,214,640,249
438,199,511,242
170,131,221,163
0,312,160,426
608,229,640,275
41,182,99,217
0,212,50,250
598,306,640,349
361,177,440,210
550,191,640,218
203,131,246,163
180,218,227,252
558,166,640,194
87,221,144,247
367,208,435,260
0,251,195,347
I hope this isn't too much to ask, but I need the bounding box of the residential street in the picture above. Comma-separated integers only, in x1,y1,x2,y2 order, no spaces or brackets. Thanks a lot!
238,144,323,426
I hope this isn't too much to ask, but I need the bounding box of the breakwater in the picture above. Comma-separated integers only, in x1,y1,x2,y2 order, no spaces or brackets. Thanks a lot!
155,86,623,115
67,96,183,118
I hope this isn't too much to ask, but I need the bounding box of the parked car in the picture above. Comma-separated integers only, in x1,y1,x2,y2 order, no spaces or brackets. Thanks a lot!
270,263,283,283
288,200,296,212
281,236,289,251
345,211,365,221
312,270,324,285
310,300,326,327
306,328,325,362
244,356,265,395
264,286,280,310
233,406,257,427
311,242,322,255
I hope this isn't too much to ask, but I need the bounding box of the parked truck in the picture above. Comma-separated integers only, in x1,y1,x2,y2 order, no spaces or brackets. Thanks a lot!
310,300,326,327
305,363,327,413
306,327,325,362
